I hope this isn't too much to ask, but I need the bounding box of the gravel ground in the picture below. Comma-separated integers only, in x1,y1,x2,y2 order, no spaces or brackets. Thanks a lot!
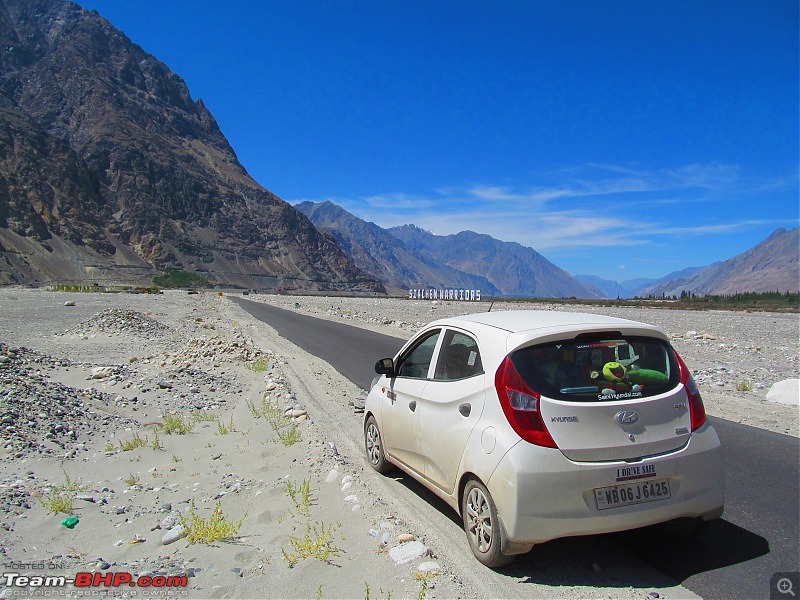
0,287,796,600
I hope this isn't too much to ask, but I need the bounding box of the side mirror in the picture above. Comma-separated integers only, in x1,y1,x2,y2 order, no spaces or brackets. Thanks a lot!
374,358,395,376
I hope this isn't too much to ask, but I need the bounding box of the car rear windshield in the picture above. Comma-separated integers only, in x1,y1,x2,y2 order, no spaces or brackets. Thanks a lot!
508,335,680,402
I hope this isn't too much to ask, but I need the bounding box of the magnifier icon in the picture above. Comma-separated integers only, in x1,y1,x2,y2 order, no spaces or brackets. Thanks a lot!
778,578,796,597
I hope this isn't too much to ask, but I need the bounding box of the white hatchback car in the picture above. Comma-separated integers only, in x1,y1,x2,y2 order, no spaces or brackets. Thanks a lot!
363,311,725,567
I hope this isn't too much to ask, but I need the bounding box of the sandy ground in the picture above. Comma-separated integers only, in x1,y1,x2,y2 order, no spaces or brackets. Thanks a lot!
0,288,797,600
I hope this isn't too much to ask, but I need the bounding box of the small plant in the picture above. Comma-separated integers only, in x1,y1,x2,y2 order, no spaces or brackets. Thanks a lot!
151,432,163,450
36,475,91,515
281,521,341,567
285,479,313,516
124,474,140,487
103,441,116,453
172,454,181,463
180,498,245,545
414,570,438,600
41,494,74,515
190,410,218,423
216,416,235,436
161,413,194,435
277,424,301,446
118,433,148,451
245,358,270,373
736,381,753,392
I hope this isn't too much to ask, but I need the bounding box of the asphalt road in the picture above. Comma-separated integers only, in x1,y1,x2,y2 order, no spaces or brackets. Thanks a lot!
231,296,800,600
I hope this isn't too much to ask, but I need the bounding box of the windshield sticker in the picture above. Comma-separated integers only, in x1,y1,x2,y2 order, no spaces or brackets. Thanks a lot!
598,390,644,401
467,351,477,366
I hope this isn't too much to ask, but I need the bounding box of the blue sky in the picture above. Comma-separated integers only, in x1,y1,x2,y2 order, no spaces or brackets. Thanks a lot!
77,0,798,282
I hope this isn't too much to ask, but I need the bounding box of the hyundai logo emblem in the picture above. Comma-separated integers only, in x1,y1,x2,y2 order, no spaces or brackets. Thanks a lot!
615,410,639,425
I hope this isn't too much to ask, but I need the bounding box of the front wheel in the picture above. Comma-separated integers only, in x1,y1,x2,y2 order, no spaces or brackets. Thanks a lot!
462,479,515,568
364,416,392,473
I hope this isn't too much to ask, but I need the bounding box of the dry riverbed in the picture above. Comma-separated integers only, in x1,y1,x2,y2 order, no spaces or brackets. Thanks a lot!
0,288,797,600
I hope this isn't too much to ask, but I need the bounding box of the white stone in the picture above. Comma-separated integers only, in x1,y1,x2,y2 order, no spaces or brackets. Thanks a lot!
417,561,440,573
341,481,352,492
90,366,116,380
766,379,800,406
324,468,338,484
389,541,428,565
161,525,186,545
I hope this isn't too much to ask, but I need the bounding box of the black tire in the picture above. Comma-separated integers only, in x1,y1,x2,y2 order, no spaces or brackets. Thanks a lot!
462,479,515,568
662,516,708,538
364,415,392,474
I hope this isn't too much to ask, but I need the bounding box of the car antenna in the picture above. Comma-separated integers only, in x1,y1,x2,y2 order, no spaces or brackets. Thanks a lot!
488,301,494,312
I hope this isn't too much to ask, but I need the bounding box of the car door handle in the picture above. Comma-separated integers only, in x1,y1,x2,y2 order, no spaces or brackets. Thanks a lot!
409,401,417,412
459,403,471,417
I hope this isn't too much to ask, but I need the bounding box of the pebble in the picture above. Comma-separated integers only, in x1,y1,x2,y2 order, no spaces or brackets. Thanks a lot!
398,533,415,543
389,541,429,565
417,561,440,573
161,525,186,545
324,469,339,483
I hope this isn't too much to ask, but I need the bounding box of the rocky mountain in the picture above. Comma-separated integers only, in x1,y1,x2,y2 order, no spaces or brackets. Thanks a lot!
641,228,799,297
388,225,601,298
296,201,500,296
298,200,599,298
573,274,633,299
0,0,383,292
576,268,708,299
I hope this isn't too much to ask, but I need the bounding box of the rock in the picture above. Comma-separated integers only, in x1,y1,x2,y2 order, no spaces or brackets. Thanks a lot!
161,514,179,529
324,469,338,484
397,533,415,543
90,366,116,380
344,495,358,503
766,379,800,405
341,482,352,492
417,561,440,573
64,301,76,307
389,541,429,565
162,525,186,545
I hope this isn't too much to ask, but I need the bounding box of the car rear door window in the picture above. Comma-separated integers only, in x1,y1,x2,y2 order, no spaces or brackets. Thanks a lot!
509,336,679,402
433,330,483,380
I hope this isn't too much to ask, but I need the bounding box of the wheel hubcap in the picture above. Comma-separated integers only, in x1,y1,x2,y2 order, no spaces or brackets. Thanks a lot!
466,487,493,553
366,423,381,465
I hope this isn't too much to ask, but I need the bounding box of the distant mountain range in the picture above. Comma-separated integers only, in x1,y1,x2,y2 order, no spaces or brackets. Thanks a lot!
297,201,601,298
578,227,799,297
300,201,798,298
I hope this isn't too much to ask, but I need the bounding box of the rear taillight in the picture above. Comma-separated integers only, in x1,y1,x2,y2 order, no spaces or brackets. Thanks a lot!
676,352,706,431
495,357,557,448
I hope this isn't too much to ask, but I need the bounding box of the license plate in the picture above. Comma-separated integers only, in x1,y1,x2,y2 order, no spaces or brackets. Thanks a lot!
594,478,671,510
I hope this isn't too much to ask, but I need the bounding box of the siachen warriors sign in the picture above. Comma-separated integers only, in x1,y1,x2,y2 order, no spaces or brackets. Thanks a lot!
408,288,482,301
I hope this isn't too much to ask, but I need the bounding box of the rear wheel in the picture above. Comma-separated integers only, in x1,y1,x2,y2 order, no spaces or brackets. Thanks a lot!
662,517,708,538
462,479,515,568
365,416,392,473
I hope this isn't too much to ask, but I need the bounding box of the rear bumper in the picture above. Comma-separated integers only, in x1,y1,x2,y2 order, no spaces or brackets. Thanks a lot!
486,422,725,545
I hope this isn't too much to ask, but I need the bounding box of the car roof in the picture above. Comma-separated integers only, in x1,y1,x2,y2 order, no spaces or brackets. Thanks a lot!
433,310,660,335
